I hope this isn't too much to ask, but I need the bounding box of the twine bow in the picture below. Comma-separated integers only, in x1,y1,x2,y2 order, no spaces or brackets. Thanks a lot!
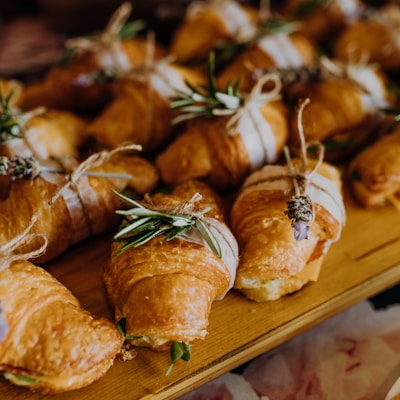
65,2,133,53
0,215,48,271
283,98,325,241
49,143,141,205
226,72,282,134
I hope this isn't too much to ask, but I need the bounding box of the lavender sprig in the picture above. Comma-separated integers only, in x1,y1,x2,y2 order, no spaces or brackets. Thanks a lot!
0,301,8,343
283,146,314,241
284,194,313,241
0,155,132,181
0,156,41,180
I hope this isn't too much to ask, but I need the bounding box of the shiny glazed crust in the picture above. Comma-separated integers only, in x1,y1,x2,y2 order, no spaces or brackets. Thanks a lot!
104,180,238,350
0,260,123,394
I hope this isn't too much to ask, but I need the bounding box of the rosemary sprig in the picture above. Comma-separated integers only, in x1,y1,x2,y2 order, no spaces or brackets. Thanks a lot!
170,52,243,124
112,190,222,258
0,86,23,143
166,341,191,376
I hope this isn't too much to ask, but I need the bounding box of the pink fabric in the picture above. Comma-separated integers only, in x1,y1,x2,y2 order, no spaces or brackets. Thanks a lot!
181,301,400,400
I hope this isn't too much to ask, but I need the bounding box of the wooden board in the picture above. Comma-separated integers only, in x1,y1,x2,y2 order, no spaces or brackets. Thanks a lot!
1,190,400,400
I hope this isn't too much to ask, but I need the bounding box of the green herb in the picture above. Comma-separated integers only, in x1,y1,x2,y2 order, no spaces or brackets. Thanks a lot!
165,341,191,376
112,190,222,258
322,136,353,151
0,86,23,143
116,318,142,340
259,17,300,35
170,52,243,124
4,372,37,385
291,0,328,20
118,19,146,39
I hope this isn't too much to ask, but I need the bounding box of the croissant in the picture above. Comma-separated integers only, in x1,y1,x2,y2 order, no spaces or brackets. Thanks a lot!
0,259,123,393
104,180,239,353
216,31,317,93
19,3,166,113
349,125,400,209
288,60,393,162
277,0,362,44
333,4,400,73
169,0,258,63
156,78,289,193
230,159,345,301
0,149,159,263
0,108,88,161
87,62,206,153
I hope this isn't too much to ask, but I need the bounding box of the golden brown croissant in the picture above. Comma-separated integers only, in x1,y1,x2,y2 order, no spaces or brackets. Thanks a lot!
349,125,400,209
278,0,362,44
216,31,317,93
0,259,123,393
0,108,88,161
333,4,400,73
104,180,238,357
288,60,393,162
230,158,345,301
156,75,289,193
0,148,159,263
19,3,166,113
169,0,258,63
87,61,206,153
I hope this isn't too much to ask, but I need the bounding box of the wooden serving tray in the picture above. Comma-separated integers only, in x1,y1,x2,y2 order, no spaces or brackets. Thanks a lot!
1,189,400,400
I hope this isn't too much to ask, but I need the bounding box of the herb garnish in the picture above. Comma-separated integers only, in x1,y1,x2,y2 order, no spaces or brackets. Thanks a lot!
166,341,191,376
112,190,222,258
0,84,45,144
0,86,23,143
291,0,328,20
170,52,243,124
116,318,142,340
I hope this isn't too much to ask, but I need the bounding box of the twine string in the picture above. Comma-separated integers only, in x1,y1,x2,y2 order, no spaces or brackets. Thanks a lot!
0,215,48,271
226,72,282,134
49,143,141,205
65,2,133,53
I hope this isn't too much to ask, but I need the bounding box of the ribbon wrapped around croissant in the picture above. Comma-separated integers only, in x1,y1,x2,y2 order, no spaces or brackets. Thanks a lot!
0,145,159,264
230,100,346,301
104,180,238,371
0,221,123,394
156,68,289,193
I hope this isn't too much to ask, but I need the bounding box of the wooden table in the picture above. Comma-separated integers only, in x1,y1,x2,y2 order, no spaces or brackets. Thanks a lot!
1,190,400,399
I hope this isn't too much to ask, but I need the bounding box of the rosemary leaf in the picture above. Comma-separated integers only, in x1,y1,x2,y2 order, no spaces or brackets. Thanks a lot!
112,191,222,258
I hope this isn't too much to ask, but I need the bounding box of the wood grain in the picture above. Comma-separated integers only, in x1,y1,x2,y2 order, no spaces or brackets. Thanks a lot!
1,191,400,400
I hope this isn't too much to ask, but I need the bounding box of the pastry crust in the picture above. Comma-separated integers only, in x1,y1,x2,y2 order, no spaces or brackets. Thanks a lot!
0,153,159,263
349,127,400,208
217,32,317,93
169,0,258,63
230,160,345,301
0,260,123,394
156,99,289,193
289,65,392,161
0,109,88,161
88,63,205,152
104,180,239,350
